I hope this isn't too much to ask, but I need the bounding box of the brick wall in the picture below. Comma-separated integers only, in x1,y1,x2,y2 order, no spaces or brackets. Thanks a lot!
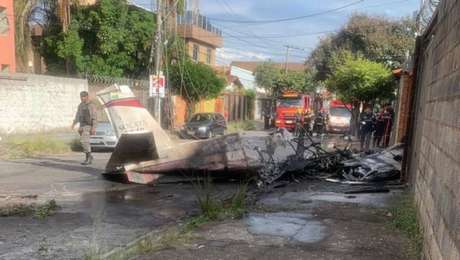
409,0,460,259
0,73,87,133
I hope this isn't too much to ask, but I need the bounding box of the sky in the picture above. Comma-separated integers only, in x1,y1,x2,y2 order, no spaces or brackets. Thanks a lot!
135,0,420,65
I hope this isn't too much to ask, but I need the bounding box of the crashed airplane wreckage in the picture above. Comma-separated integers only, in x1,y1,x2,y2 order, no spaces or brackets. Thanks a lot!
97,85,403,186
97,85,296,184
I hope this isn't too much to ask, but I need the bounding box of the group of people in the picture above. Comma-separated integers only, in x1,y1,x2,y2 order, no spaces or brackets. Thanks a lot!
359,104,394,152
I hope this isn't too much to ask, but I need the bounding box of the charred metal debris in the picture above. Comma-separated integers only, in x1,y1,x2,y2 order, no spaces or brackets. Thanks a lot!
254,126,404,188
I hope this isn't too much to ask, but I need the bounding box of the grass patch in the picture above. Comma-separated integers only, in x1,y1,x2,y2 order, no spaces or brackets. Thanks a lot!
0,200,60,219
388,194,423,259
227,120,257,133
0,134,71,159
34,200,60,219
185,176,248,231
0,204,35,217
102,227,197,260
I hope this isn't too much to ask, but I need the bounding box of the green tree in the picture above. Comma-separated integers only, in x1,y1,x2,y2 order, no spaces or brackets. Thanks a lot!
169,58,226,109
309,14,415,81
326,53,395,135
255,62,314,96
254,62,282,93
41,0,155,77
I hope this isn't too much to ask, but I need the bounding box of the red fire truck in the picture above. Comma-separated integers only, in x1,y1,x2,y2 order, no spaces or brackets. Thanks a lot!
275,91,313,131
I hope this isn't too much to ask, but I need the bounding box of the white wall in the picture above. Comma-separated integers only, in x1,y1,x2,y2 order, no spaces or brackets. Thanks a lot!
0,73,88,133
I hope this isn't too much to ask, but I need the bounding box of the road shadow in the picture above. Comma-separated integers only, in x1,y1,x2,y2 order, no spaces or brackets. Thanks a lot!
5,159,102,176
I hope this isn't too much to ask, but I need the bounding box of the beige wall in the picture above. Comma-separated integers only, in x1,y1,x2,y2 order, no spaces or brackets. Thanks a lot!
186,40,216,66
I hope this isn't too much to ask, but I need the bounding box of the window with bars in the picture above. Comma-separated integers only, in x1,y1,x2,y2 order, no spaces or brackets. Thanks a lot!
206,48,212,64
192,44,199,62
0,7,8,35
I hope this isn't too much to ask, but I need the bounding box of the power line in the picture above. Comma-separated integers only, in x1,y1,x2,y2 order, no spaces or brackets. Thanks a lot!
207,0,365,24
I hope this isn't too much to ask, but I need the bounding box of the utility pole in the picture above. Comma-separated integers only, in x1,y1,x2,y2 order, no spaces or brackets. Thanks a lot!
284,45,306,73
284,45,291,74
149,0,163,125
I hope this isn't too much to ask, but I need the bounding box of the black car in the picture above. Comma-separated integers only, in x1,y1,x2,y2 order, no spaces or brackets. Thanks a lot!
181,113,227,139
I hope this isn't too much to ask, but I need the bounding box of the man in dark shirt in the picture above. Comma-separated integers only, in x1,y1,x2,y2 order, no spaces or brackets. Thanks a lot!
373,108,385,148
71,91,97,165
359,107,374,152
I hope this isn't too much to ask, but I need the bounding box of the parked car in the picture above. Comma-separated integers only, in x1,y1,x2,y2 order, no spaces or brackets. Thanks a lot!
327,107,352,133
181,113,226,139
90,122,118,150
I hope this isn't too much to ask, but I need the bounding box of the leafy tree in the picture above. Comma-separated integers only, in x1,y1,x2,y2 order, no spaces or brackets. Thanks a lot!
169,58,226,106
41,0,155,77
254,62,282,93
308,14,416,81
255,62,314,96
326,53,395,135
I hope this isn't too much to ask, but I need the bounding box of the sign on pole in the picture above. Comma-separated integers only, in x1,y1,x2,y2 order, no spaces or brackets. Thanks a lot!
149,72,165,98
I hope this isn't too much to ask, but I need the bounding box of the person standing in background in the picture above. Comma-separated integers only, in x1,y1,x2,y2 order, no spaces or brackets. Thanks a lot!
382,104,394,148
359,107,374,152
71,91,97,165
373,108,385,148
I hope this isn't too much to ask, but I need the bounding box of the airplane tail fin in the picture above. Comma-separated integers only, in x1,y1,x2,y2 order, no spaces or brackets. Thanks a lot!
96,85,173,172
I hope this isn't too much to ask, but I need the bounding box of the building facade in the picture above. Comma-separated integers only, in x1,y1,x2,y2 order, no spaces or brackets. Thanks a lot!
177,11,223,66
0,0,16,73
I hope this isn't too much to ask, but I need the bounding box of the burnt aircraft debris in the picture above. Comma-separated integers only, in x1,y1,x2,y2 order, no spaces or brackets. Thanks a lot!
98,85,403,187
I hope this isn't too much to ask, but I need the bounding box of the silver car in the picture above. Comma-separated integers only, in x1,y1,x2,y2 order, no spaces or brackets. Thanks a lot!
90,122,118,150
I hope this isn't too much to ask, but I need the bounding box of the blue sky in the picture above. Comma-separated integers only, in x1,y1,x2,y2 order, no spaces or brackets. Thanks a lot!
135,0,420,64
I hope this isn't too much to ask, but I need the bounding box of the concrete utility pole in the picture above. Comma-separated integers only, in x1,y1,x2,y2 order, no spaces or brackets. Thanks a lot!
284,45,291,74
284,45,306,73
154,0,163,125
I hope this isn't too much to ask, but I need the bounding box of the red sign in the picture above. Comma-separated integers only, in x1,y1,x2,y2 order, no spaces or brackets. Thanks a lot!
149,73,165,97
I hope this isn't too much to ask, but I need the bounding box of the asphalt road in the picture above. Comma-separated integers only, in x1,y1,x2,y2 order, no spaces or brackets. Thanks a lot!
0,152,205,260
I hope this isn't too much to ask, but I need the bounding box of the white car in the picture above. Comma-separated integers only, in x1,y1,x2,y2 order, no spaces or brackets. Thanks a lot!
90,122,118,150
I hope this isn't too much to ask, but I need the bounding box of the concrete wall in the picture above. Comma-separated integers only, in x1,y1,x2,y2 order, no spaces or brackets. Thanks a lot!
408,0,460,259
0,73,87,133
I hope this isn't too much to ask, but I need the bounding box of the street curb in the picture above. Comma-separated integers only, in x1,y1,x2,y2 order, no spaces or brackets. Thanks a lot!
101,226,171,260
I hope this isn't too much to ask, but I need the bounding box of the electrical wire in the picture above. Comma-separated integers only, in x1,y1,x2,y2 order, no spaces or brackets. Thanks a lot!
206,0,365,24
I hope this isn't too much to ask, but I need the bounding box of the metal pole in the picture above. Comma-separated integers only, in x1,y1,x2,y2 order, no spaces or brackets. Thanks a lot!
155,0,163,125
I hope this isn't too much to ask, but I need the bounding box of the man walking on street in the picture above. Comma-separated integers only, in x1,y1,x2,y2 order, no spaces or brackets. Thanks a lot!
71,91,97,165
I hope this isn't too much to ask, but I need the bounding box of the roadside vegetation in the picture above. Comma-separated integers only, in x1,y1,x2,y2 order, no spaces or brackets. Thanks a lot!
388,194,423,259
185,177,248,231
0,134,70,159
0,200,60,219
0,132,81,159
227,121,257,133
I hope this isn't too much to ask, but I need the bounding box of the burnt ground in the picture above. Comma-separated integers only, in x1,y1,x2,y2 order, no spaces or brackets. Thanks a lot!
137,180,413,260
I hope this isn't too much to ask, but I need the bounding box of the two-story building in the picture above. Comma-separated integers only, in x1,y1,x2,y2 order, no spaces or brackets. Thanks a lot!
177,10,223,66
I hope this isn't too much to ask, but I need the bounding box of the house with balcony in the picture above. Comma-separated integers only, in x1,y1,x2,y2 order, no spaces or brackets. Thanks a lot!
177,11,223,66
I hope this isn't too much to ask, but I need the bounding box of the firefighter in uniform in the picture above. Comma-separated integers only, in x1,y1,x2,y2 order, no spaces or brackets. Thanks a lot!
71,91,97,165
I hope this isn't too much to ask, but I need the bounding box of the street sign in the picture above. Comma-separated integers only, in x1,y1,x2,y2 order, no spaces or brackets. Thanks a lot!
149,72,165,98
